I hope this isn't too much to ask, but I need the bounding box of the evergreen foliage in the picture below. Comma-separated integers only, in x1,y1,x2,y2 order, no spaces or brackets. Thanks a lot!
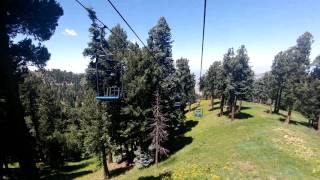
0,0,63,178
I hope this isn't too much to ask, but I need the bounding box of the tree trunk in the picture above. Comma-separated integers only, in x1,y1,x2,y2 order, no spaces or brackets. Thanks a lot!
269,102,273,114
155,124,159,166
30,108,44,161
155,144,159,166
284,109,291,124
273,89,279,112
219,95,225,117
274,87,282,113
108,151,113,164
317,114,320,132
231,104,235,121
211,95,214,110
237,100,242,113
0,9,38,179
101,145,110,179
0,158,3,180
231,96,237,121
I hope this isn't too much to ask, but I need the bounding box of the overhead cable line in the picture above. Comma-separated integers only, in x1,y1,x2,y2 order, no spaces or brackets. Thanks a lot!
199,0,207,81
104,0,156,60
105,0,147,48
75,0,128,48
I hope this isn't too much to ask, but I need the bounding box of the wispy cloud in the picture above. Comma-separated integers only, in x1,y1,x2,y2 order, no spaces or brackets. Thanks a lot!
62,28,78,37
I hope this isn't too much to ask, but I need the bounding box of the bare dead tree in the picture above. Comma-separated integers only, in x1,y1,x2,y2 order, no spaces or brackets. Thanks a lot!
149,90,169,166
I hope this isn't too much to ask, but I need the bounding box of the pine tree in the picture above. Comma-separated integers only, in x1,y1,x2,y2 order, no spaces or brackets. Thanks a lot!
146,17,182,139
300,56,320,130
81,90,111,178
175,58,196,112
282,32,313,124
38,84,64,168
271,51,287,113
219,46,254,120
82,9,115,179
220,48,235,117
0,1,62,176
122,43,150,162
204,61,223,110
253,72,276,113
20,73,43,159
234,45,254,113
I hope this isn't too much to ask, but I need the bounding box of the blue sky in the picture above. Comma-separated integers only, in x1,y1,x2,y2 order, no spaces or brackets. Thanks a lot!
43,0,320,76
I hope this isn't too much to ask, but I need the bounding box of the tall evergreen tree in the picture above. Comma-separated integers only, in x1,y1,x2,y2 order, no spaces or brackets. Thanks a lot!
82,9,114,178
204,61,223,110
105,24,129,163
220,48,235,117
253,72,276,113
147,17,182,139
271,51,287,113
0,1,63,177
218,46,253,120
282,32,313,124
20,73,43,160
81,90,111,178
234,45,254,112
175,58,196,112
299,56,320,130
38,84,64,168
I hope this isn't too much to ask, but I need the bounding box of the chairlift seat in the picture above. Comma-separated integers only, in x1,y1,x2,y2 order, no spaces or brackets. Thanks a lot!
194,107,203,117
96,96,120,101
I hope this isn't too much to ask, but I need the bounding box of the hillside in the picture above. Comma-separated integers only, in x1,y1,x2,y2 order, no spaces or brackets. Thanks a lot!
43,100,320,179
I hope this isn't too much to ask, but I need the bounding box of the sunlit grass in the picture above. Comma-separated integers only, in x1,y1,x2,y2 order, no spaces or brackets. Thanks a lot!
43,100,320,179
112,100,320,179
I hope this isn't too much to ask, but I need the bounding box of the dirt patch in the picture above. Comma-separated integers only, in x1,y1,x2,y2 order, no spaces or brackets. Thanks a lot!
235,161,256,172
108,161,129,171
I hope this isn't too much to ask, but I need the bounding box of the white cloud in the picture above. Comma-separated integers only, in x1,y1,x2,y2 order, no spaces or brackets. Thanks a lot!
62,28,78,37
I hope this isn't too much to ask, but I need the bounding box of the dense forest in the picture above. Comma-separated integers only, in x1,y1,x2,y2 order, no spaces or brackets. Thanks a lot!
201,31,320,127
1,0,320,180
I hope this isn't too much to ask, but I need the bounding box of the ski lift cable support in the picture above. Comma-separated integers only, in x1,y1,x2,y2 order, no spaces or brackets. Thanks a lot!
95,26,125,101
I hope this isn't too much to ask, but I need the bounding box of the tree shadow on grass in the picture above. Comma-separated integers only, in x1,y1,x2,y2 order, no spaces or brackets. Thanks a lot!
221,110,253,120
137,169,171,180
188,106,198,112
40,159,95,180
41,171,92,180
164,135,193,162
235,112,254,120
178,120,199,134
110,165,133,178
138,176,161,180
278,118,312,128
59,162,91,172
208,106,220,111
274,112,286,118
240,106,251,111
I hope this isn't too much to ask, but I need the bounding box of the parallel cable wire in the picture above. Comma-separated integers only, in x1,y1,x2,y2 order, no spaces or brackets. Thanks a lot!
104,0,157,60
76,0,156,61
199,0,207,81
106,0,147,48
75,0,127,47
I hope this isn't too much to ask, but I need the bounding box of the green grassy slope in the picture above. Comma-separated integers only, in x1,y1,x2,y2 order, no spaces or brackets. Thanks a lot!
43,100,320,179
113,100,320,179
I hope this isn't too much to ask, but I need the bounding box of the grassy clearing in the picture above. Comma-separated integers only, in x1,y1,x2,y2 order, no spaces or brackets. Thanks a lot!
43,100,320,179
114,100,320,179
